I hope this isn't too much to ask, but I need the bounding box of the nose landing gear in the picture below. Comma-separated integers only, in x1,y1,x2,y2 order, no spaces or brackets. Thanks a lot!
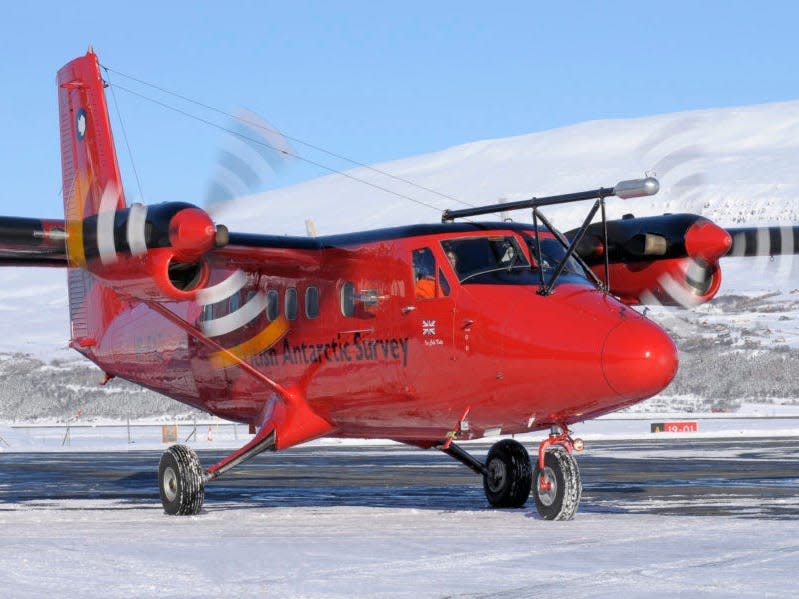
533,445,582,520
532,425,583,520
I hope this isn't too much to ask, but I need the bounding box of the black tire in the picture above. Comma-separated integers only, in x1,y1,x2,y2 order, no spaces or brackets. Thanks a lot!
159,444,205,516
482,439,532,508
533,446,582,520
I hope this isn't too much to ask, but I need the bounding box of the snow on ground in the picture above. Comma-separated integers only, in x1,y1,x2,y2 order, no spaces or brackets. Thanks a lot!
1,417,796,597
0,502,795,598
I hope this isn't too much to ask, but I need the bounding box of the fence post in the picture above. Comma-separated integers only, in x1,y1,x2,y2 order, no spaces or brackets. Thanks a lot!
184,416,197,443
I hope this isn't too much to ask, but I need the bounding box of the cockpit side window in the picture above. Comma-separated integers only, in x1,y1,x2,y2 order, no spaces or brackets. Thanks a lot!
412,247,437,299
441,236,530,283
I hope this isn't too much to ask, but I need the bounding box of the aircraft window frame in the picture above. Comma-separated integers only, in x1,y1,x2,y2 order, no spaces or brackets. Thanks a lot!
305,286,320,319
285,287,298,321
438,268,451,297
266,289,279,321
340,281,355,317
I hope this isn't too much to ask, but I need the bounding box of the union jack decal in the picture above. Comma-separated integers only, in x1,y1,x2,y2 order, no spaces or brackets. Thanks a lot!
422,320,436,336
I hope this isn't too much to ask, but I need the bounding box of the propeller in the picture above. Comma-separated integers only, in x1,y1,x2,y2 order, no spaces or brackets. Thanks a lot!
590,117,799,309
726,226,799,257
204,107,295,214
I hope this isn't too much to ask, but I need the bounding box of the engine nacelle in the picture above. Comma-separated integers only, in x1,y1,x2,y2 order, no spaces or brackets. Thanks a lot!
572,213,732,266
72,202,224,301
85,248,211,301
568,213,731,307
598,257,722,307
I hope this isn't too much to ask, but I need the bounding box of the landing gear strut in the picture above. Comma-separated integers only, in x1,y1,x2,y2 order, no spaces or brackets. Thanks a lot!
158,428,277,515
441,439,532,509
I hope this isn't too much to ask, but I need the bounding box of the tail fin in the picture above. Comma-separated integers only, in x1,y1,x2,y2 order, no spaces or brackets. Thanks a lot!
57,49,126,268
57,49,127,349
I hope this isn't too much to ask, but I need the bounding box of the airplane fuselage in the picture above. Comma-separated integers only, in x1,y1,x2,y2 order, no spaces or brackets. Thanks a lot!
81,222,677,445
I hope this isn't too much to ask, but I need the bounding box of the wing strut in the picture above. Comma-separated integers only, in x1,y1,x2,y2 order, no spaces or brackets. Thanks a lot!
143,300,334,464
143,300,289,398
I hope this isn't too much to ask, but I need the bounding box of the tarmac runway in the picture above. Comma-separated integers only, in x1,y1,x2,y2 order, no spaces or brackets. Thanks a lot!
1,437,797,518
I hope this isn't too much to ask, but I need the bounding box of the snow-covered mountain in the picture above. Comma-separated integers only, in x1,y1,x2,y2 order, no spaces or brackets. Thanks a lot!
213,99,799,235
3,99,799,419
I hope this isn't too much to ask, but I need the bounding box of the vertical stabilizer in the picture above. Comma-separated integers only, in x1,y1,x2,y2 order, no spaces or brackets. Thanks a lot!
58,49,126,265
57,50,126,346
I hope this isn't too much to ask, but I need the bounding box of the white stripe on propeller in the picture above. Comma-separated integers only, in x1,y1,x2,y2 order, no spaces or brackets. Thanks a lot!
97,182,120,265
127,202,148,256
201,291,267,337
658,267,703,308
776,225,795,281
196,270,248,306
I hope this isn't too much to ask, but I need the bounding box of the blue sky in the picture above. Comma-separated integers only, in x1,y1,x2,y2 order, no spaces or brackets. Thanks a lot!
1,1,798,217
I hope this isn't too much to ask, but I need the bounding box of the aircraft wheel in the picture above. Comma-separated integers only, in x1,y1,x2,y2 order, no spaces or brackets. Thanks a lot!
482,439,532,507
159,444,205,515
533,446,582,520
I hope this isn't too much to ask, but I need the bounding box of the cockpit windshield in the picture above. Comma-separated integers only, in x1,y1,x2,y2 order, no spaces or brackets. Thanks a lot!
526,236,586,277
441,236,535,284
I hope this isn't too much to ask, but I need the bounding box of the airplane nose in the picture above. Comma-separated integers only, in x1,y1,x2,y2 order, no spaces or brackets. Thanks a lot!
601,318,678,400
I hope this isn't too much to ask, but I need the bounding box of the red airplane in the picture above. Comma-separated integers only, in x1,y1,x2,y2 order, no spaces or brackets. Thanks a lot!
0,51,782,519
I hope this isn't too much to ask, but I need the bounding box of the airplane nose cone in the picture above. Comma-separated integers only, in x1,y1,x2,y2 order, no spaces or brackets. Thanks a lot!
602,318,678,400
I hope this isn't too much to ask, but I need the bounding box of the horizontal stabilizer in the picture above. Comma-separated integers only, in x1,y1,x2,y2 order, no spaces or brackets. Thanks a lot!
0,216,68,266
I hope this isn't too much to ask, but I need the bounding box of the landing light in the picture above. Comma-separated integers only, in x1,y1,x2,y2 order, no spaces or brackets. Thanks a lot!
614,177,659,199
573,438,585,452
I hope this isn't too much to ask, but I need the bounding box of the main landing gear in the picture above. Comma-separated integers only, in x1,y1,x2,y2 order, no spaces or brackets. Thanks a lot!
157,427,277,515
440,425,583,520
158,445,205,516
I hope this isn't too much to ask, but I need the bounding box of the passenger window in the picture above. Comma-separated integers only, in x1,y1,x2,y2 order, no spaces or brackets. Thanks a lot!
266,290,279,321
200,303,213,323
412,248,436,299
229,293,241,313
285,287,298,321
305,286,320,319
340,281,355,317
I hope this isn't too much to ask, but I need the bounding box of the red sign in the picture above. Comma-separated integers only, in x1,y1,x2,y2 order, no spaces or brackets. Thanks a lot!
651,421,698,433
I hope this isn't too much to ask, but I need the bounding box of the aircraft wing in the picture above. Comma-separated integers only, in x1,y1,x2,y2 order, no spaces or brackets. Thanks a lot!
0,216,326,277
211,232,324,276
